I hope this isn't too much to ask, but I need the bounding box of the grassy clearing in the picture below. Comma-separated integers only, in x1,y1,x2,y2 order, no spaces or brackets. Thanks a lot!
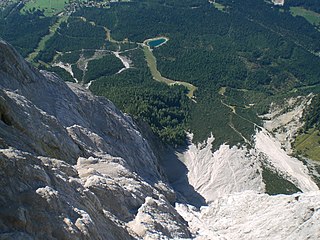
294,128,320,161
143,45,197,99
209,1,226,12
27,15,68,63
21,0,68,16
290,7,320,27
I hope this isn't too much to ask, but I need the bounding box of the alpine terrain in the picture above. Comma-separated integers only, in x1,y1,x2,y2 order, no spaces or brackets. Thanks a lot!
1,37,320,239
1,0,320,239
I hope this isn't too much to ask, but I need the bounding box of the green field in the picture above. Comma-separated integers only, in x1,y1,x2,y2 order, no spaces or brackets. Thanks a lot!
21,0,68,16
290,7,320,27
294,128,320,161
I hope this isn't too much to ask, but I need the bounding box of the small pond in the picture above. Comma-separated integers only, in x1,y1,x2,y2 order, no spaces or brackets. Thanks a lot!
147,38,167,48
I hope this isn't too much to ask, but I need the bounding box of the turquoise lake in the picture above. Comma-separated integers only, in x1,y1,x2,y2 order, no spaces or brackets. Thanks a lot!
147,38,166,47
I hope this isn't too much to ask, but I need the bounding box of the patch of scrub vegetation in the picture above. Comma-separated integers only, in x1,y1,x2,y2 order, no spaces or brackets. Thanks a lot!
262,166,301,195
290,7,320,27
294,94,320,161
312,164,320,187
294,129,320,161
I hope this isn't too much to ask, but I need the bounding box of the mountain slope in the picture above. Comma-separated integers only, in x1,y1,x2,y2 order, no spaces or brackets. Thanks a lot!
1,40,320,239
0,40,190,239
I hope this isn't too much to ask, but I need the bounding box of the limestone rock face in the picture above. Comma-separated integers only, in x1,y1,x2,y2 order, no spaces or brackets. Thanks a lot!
0,40,189,239
128,196,191,239
176,191,320,239
0,149,132,240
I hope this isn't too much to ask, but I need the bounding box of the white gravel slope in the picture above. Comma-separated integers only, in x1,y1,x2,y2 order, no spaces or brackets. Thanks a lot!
176,191,320,240
255,128,318,192
177,135,264,203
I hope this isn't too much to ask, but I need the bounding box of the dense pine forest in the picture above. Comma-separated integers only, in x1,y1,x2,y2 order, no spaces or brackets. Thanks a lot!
1,0,319,148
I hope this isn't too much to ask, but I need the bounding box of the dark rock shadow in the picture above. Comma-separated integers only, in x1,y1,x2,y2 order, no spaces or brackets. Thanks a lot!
136,119,206,208
159,146,207,208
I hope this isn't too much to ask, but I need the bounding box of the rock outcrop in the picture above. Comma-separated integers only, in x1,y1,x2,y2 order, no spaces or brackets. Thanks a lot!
176,191,320,239
0,40,190,239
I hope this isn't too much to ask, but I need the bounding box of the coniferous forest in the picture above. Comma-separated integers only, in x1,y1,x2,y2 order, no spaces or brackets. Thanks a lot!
1,0,320,148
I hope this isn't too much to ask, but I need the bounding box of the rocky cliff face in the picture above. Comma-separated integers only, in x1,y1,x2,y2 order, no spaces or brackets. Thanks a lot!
0,40,190,239
1,40,320,240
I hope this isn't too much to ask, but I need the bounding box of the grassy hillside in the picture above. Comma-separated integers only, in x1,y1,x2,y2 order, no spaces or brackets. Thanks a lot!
21,0,67,16
294,95,320,161
294,128,320,161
